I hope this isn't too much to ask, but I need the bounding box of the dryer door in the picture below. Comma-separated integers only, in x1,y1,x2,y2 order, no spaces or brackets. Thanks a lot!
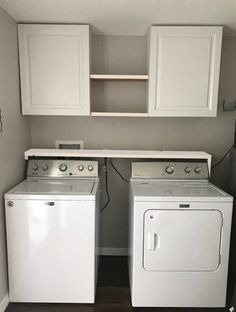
143,209,222,271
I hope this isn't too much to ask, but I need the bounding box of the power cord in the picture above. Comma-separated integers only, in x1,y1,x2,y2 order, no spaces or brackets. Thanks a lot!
0,109,3,132
100,158,110,212
211,145,233,170
100,158,129,211
109,159,129,183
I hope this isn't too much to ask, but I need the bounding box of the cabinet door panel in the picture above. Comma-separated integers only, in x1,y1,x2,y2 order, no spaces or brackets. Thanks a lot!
18,25,90,116
148,26,222,117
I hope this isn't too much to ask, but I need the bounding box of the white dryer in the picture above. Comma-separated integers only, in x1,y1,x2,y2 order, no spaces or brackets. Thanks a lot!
5,159,100,303
129,158,233,307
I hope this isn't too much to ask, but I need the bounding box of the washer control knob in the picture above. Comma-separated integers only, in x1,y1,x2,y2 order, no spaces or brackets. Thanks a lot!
78,165,84,171
185,167,192,173
88,165,94,172
166,166,174,174
194,167,202,174
32,163,39,171
42,164,48,171
59,163,67,172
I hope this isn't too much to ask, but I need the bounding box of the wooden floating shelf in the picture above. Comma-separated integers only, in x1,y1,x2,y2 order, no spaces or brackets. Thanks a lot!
90,74,149,80
25,149,212,164
91,112,148,117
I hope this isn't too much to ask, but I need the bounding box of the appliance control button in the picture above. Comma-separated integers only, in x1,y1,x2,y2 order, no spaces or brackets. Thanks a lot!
32,163,39,171
165,166,174,174
78,165,84,171
42,164,48,171
59,163,67,172
194,167,202,174
88,165,94,171
185,167,192,173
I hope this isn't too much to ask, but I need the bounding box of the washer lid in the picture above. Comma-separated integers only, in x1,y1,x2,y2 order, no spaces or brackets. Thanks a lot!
131,180,232,201
7,179,96,195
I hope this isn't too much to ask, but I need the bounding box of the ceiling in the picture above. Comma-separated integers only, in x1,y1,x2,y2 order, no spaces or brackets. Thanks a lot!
1,0,236,36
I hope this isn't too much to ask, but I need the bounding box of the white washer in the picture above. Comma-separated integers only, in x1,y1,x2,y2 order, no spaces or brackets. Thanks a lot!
5,159,100,303
129,158,233,307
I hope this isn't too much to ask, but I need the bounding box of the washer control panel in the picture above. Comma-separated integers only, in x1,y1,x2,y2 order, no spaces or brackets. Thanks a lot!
132,161,209,179
27,160,98,178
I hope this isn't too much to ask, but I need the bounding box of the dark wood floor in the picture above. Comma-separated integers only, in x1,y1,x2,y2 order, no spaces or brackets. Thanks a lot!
6,256,230,312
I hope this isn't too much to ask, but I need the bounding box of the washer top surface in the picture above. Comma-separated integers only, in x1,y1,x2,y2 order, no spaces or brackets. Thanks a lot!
5,178,99,200
131,180,232,202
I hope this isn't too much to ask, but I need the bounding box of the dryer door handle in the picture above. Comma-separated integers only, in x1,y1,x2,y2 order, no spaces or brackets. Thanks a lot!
147,231,158,250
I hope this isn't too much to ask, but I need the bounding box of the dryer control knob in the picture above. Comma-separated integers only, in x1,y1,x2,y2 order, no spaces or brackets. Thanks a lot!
88,165,94,172
166,166,174,174
59,163,67,172
185,167,192,173
78,165,84,171
42,164,48,171
194,167,202,174
32,163,39,171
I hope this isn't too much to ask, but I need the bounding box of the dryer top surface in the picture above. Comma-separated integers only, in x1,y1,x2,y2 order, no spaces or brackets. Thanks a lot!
130,180,232,202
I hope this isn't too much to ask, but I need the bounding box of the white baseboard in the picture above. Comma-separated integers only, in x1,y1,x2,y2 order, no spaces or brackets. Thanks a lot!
0,294,9,312
99,247,128,256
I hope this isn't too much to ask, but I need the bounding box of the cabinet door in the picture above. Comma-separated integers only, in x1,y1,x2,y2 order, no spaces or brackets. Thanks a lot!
18,25,90,116
148,26,222,117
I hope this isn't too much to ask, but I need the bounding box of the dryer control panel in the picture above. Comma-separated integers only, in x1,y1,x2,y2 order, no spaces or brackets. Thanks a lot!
132,161,209,180
27,160,99,178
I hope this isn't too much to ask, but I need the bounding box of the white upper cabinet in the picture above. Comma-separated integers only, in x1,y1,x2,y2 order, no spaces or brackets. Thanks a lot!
148,26,223,117
18,25,90,116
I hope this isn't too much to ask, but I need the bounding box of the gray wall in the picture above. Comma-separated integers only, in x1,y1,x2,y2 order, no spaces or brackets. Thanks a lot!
30,35,236,250
0,8,30,302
